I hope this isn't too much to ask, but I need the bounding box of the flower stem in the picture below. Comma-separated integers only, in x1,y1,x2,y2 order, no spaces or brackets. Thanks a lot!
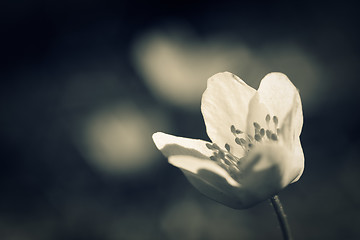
270,195,293,240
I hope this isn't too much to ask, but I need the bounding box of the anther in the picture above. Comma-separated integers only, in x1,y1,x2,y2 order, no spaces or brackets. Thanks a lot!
222,158,231,165
237,161,241,167
210,156,217,161
235,129,243,134
260,128,265,137
230,125,236,134
273,116,279,126
212,143,220,150
225,143,230,152
206,143,214,149
253,122,261,129
218,151,225,159
235,137,242,145
237,157,245,167
266,130,272,139
240,138,247,145
266,114,271,123
255,134,262,142
271,134,278,141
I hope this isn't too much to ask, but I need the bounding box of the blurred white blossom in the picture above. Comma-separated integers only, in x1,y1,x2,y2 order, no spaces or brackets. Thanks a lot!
132,26,321,110
153,72,304,208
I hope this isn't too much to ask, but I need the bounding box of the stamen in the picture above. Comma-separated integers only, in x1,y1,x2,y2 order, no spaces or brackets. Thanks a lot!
253,122,261,129
218,151,225,159
235,137,242,145
266,114,271,123
266,130,272,139
219,159,228,166
225,143,230,152
226,114,282,173
235,137,248,152
229,165,240,173
226,154,234,161
247,134,254,141
254,134,262,142
222,158,231,165
260,128,265,137
230,125,236,134
235,129,243,134
273,116,279,126
207,131,248,175
271,134,278,141
212,143,220,150
240,138,247,145
206,143,214,149
229,165,241,179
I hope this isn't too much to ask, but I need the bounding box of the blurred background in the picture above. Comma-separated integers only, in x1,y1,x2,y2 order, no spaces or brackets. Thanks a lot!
1,0,360,239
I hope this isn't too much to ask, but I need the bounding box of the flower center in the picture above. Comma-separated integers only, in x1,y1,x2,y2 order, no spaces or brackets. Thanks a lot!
205,114,281,181
232,114,280,151
205,141,243,181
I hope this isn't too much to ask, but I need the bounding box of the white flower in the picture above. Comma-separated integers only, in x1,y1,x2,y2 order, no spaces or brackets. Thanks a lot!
153,72,304,209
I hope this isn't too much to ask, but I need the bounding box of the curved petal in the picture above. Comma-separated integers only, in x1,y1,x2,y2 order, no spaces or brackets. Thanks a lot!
201,72,256,158
169,155,240,188
184,170,242,208
153,132,246,208
152,132,213,159
280,92,303,149
245,92,271,136
169,155,246,209
170,147,300,209
245,86,305,184
257,72,303,138
290,138,304,183
238,144,299,202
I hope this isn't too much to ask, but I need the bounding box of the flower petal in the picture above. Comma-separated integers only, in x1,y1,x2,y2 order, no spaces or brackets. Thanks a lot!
257,72,303,137
245,90,305,184
152,132,241,187
290,138,304,183
153,131,238,185
201,72,256,157
169,155,240,188
238,144,299,201
169,155,248,209
171,144,301,209
245,92,271,136
272,90,304,183
152,132,213,159
280,92,303,148
153,131,246,208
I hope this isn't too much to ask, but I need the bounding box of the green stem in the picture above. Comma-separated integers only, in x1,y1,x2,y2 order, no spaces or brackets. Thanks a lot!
270,195,293,240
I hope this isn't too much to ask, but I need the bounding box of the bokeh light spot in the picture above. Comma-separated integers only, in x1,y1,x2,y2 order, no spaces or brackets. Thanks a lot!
75,103,169,177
